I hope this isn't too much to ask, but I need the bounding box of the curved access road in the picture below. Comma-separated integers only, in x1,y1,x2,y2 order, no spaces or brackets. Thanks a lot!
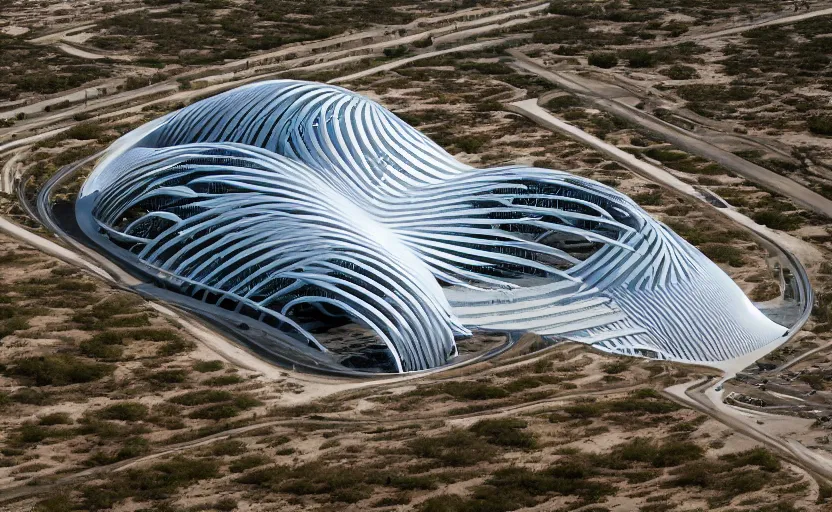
665,378,832,484
55,42,133,62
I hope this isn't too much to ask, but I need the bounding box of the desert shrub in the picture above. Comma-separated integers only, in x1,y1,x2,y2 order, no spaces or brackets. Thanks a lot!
503,376,544,393
721,469,771,495
720,447,780,472
668,458,774,505
621,49,654,68
207,439,247,457
100,314,151,328
439,381,508,400
563,391,678,421
193,360,224,372
38,412,73,426
320,439,340,449
469,418,536,448
147,369,188,384
189,404,240,420
147,405,186,431
644,147,687,162
409,429,496,466
651,440,704,467
661,64,699,80
7,355,113,386
17,423,75,444
33,492,76,512
80,331,125,360
696,176,721,186
668,460,718,487
664,157,728,176
97,402,148,422
64,122,105,141
662,21,689,37
383,45,408,58
204,374,244,386
237,461,373,503
12,387,51,405
396,108,446,126
751,210,802,231
0,316,29,338
630,388,662,399
72,295,147,329
466,460,616,510
413,35,433,48
235,466,275,486
675,84,755,102
76,414,151,439
420,495,468,512
181,393,260,420
126,328,181,342
91,331,125,344
632,191,663,206
170,390,233,406
157,337,196,356
563,402,605,419
750,281,780,301
699,243,746,267
87,436,150,465
608,438,703,468
607,396,679,415
476,100,504,112
808,114,832,135
602,360,630,374
459,61,513,75
229,454,271,473
545,94,580,111
387,474,437,490
664,220,750,246
454,136,486,154
588,52,617,68
81,456,220,509
798,373,824,390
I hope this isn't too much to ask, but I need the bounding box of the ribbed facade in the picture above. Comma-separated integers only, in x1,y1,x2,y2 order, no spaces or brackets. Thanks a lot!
77,80,786,372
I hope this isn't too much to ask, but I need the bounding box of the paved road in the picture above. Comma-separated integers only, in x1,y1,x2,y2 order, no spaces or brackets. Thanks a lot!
1,2,542,141
27,24,98,44
510,51,832,218
332,35,529,84
55,42,133,62
0,150,24,194
665,378,832,484
774,339,832,372
612,5,832,49
694,6,832,40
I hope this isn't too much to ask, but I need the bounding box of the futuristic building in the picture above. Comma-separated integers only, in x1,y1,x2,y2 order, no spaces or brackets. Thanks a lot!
77,80,786,373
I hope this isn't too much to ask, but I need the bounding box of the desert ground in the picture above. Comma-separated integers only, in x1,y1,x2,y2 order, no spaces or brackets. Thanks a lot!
2,0,832,511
